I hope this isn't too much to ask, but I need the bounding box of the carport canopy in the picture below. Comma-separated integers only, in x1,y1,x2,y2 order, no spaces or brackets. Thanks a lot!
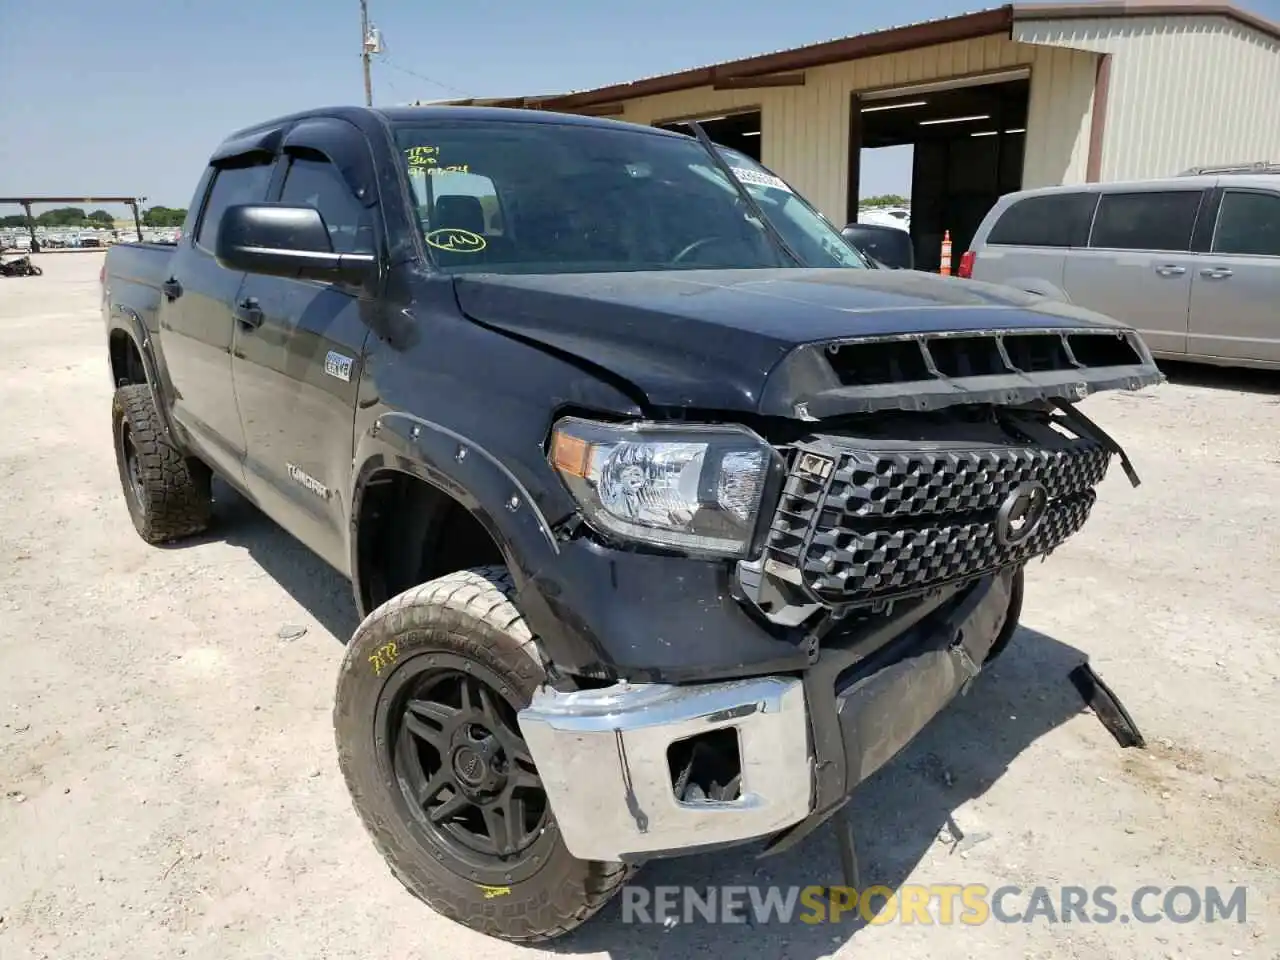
1,196,147,242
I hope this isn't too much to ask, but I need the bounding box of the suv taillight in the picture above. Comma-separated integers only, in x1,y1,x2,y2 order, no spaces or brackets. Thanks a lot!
957,250,976,279
99,264,106,285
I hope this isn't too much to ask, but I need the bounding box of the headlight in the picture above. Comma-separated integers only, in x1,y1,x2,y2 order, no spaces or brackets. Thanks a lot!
548,417,777,557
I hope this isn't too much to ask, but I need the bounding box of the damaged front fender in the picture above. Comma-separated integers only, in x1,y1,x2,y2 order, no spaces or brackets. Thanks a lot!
350,412,809,683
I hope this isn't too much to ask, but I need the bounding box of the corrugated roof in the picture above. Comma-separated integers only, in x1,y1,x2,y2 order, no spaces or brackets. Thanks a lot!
1014,0,1280,40
438,8,1014,110
558,8,1000,94
435,2,1279,111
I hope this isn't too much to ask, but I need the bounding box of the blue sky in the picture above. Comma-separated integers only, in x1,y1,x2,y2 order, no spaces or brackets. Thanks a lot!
2,0,1278,211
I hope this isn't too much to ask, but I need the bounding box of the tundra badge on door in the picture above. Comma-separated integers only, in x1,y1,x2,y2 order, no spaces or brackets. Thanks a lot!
324,351,354,382
287,463,329,499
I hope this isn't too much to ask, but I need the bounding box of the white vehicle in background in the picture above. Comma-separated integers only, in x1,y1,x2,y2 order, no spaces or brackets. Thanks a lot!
962,170,1280,369
857,205,911,233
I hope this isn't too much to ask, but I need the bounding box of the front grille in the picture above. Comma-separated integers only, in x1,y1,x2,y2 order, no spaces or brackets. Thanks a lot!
826,444,1110,520
764,424,1111,605
802,491,1094,599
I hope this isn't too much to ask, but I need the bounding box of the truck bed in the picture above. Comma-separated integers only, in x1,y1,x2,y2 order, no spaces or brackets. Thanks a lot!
104,241,176,291
103,242,179,350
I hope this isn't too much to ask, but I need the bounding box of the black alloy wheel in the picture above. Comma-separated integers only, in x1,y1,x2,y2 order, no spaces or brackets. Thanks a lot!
120,424,147,509
381,653,556,884
110,384,211,543
336,567,633,940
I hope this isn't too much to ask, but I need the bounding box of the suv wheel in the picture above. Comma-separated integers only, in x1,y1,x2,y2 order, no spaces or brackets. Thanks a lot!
111,384,211,544
335,566,632,941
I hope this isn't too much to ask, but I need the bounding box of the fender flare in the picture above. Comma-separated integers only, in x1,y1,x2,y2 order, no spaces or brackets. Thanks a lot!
107,305,175,438
349,411,563,624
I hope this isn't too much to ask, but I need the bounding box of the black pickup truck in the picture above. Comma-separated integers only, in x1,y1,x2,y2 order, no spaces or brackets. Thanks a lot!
102,105,1161,941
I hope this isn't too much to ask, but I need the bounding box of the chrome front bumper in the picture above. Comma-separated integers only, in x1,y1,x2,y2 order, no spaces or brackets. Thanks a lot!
517,677,812,862
517,572,1020,864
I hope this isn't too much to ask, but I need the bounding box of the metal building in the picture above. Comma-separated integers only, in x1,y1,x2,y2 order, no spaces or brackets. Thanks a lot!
448,2,1280,270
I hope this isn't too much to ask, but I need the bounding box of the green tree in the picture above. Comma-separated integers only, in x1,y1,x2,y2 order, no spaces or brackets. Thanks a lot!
0,214,29,228
142,206,187,228
87,209,115,226
35,207,87,227
862,194,909,208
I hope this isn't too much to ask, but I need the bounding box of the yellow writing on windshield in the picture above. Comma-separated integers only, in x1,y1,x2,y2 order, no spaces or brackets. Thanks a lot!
405,147,470,175
425,228,486,253
405,145,439,167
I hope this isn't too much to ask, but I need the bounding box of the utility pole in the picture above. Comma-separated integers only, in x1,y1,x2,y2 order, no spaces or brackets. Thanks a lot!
360,0,373,106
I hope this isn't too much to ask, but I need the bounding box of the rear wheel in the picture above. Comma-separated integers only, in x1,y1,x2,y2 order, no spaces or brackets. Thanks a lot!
111,384,211,543
335,566,632,941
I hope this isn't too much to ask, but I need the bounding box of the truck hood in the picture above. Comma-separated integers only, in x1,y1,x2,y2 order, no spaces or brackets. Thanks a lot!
452,268,1161,417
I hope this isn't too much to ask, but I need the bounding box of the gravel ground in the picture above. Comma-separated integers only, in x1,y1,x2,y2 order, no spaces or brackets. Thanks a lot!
1,253,1277,960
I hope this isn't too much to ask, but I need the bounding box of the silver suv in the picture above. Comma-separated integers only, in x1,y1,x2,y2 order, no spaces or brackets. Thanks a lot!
963,171,1280,369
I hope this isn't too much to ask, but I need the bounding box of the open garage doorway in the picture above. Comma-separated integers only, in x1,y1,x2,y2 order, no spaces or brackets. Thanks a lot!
656,109,763,162
850,71,1028,271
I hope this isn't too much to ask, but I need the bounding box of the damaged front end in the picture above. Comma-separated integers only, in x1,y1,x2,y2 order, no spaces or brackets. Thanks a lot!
760,323,1162,419
519,324,1160,865
741,324,1160,627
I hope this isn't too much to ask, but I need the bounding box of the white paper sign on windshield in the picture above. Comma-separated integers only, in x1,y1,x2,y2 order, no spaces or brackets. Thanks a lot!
730,166,792,193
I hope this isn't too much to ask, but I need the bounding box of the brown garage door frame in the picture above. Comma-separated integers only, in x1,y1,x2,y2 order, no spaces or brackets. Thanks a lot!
845,64,1035,224
651,105,763,128
1086,53,1113,182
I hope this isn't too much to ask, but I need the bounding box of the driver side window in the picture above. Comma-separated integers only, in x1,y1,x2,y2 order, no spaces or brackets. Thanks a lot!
278,151,374,255
195,159,273,253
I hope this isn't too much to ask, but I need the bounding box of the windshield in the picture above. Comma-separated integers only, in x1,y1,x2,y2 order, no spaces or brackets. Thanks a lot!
394,120,867,274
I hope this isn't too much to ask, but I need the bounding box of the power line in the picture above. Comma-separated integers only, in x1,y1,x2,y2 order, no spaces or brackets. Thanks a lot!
376,68,414,106
376,56,474,99
356,3,472,104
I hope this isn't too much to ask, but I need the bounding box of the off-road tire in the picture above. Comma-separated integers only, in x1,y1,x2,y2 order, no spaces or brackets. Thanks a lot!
111,384,211,544
335,566,634,942
984,565,1025,664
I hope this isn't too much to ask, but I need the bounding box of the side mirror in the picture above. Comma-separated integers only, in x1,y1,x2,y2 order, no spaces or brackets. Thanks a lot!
215,204,375,285
841,223,915,270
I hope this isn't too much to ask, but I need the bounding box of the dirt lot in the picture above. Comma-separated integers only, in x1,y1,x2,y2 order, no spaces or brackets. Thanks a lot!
1,253,1277,959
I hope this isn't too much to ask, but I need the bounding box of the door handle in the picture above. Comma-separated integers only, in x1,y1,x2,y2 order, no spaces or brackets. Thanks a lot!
1154,264,1186,277
1200,267,1233,279
235,297,264,330
161,277,183,300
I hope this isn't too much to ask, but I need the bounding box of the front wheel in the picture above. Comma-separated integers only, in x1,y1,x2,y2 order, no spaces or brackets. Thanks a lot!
334,566,632,942
984,566,1025,664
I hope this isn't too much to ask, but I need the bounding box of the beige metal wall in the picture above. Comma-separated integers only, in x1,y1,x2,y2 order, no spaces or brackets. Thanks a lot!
1015,15,1280,180
610,34,1099,222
